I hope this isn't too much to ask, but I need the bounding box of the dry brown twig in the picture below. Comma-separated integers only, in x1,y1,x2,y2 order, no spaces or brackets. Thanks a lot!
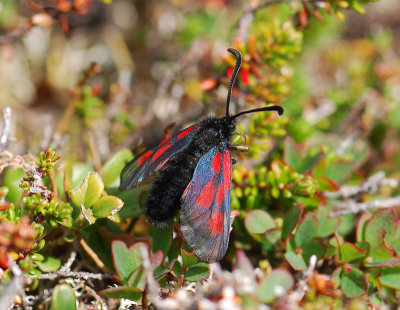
74,281,108,310
56,62,101,136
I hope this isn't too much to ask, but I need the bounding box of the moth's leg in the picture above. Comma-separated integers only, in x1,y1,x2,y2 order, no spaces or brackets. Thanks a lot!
234,129,247,144
229,145,249,152
231,157,238,165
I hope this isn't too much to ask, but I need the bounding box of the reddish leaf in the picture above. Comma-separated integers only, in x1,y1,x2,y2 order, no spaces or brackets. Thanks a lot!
299,7,309,27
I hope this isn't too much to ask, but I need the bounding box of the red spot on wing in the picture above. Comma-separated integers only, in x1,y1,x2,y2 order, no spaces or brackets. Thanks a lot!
152,144,172,162
157,158,169,169
178,126,195,139
158,136,172,148
211,152,222,174
223,150,231,193
215,184,224,206
209,211,223,235
195,181,214,208
138,150,153,167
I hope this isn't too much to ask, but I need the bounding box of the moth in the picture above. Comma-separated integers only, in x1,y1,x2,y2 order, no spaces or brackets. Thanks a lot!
120,48,283,263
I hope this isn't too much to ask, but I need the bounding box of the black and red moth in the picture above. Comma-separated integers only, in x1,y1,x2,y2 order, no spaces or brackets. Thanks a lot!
120,48,283,263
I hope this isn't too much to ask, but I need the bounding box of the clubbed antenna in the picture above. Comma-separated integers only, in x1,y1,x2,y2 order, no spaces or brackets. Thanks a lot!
226,48,242,116
232,105,284,119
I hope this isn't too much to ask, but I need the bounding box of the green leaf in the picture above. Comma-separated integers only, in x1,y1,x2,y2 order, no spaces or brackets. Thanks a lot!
184,262,210,282
364,209,396,244
322,162,357,183
100,287,142,301
3,168,25,204
151,224,173,256
258,269,294,303
92,196,124,218
379,266,400,289
100,149,133,187
340,268,368,298
284,251,307,271
302,241,325,263
181,249,198,270
245,210,276,235
127,267,145,289
264,228,281,244
338,214,355,236
294,212,318,247
282,206,302,240
168,238,182,262
70,172,104,208
315,177,339,192
314,161,357,183
154,261,175,279
364,257,400,268
36,256,61,272
367,229,395,260
341,242,367,263
316,207,340,238
51,284,76,310
112,241,144,283
171,260,182,277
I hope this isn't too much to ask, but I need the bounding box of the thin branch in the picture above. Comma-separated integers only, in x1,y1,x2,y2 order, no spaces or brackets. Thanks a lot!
36,270,111,281
0,151,36,173
60,251,77,272
79,236,109,272
33,251,112,281
74,282,108,310
330,196,400,216
0,20,33,45
324,171,398,199
56,63,100,136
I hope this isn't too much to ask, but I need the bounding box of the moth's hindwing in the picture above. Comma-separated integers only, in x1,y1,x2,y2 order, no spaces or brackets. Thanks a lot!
180,146,232,263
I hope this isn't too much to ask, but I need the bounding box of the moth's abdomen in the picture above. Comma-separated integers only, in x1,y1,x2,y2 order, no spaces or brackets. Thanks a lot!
146,148,200,227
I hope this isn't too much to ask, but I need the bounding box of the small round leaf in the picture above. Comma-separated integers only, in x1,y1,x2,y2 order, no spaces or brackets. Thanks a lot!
51,284,76,310
245,210,276,235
